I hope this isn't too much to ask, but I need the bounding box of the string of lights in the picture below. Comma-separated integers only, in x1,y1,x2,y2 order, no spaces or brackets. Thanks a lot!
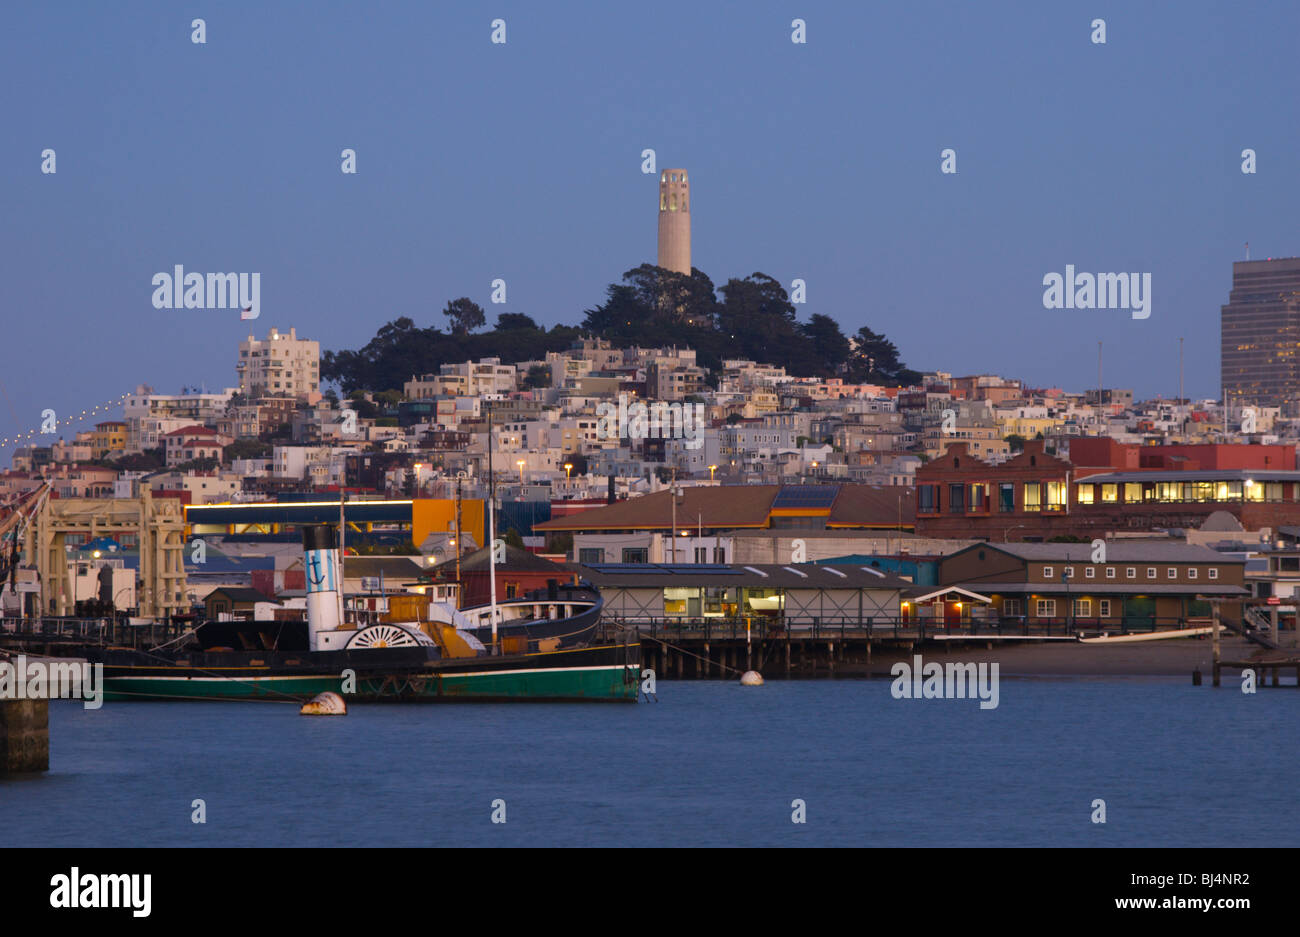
0,393,130,448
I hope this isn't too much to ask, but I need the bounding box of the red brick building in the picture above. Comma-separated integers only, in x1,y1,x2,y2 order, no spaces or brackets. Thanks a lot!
917,439,1300,540
429,543,576,607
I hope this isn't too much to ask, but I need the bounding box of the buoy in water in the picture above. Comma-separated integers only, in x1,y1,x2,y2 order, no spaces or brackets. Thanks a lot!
300,691,347,715
739,671,764,686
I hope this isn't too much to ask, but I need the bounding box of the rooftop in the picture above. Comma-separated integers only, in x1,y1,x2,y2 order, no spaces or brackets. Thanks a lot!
579,562,913,590
980,542,1245,564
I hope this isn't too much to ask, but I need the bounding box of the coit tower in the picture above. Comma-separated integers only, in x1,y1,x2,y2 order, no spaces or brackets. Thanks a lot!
657,169,691,275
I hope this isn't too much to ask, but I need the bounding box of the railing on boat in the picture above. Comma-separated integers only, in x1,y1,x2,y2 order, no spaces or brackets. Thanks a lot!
0,616,192,648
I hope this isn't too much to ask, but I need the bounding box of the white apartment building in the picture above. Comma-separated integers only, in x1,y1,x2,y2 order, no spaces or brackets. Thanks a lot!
272,445,334,480
405,373,466,398
440,358,517,396
718,359,790,393
237,327,320,399
147,472,242,504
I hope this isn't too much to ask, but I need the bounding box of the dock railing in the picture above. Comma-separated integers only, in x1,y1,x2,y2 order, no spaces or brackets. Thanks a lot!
605,614,1225,643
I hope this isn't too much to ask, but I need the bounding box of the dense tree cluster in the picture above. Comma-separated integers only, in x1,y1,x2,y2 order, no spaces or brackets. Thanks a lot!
321,266,921,393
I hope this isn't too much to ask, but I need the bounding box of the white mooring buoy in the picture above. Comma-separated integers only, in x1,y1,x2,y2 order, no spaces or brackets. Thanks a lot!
300,691,347,715
740,671,764,686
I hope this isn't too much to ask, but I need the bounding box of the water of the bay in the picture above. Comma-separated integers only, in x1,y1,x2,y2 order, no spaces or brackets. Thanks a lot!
1,677,1293,847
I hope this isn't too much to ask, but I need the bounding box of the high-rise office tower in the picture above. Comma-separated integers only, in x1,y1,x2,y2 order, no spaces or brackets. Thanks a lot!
1221,257,1300,417
657,169,691,275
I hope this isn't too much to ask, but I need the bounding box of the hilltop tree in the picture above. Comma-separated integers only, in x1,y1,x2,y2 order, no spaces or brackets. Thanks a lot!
801,313,852,377
846,326,922,386
443,297,486,335
496,312,538,331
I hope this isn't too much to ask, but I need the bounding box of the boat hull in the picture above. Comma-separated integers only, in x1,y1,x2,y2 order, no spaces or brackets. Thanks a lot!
96,642,641,703
1077,626,1214,645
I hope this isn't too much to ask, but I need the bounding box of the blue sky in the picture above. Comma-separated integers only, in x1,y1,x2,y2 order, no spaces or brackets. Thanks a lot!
3,0,1297,445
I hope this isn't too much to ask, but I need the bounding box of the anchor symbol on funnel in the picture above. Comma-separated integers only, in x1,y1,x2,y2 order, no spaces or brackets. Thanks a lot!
307,553,328,588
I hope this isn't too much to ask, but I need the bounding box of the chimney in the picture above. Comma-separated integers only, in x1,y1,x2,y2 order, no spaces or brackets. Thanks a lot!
303,524,342,650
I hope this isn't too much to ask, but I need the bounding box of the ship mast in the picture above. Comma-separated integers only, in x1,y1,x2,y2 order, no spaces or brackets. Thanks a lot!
486,399,498,654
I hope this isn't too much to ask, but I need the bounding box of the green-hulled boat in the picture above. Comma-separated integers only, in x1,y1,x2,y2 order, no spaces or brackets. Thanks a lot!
78,523,641,703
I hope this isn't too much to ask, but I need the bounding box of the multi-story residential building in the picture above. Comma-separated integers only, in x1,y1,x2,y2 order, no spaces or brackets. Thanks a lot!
272,445,335,481
648,361,707,401
405,373,465,398
1083,388,1134,409
81,421,127,459
50,439,93,463
147,471,242,504
550,416,603,454
440,358,517,396
718,359,791,393
218,397,298,440
123,385,237,452
163,425,231,467
949,375,1024,405
42,464,118,498
236,327,320,399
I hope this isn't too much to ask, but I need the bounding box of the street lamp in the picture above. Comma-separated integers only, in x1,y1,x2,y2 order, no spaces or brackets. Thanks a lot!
516,459,525,484
564,462,573,479
709,464,717,481
669,485,681,564
1062,570,1071,632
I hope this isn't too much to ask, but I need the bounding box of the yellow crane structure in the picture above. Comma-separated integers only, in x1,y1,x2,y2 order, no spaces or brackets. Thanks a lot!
1,485,186,618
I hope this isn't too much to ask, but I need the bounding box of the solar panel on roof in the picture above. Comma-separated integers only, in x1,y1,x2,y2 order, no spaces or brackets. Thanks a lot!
582,563,743,575
656,564,742,575
772,485,840,509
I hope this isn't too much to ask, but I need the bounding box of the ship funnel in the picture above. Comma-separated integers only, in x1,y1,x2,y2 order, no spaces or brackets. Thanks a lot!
303,524,342,651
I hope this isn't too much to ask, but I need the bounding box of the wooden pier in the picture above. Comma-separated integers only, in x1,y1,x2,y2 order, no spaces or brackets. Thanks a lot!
604,615,1156,679
1209,604,1300,688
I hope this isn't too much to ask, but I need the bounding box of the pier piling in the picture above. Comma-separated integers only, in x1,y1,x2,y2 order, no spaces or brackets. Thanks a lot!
0,699,49,775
